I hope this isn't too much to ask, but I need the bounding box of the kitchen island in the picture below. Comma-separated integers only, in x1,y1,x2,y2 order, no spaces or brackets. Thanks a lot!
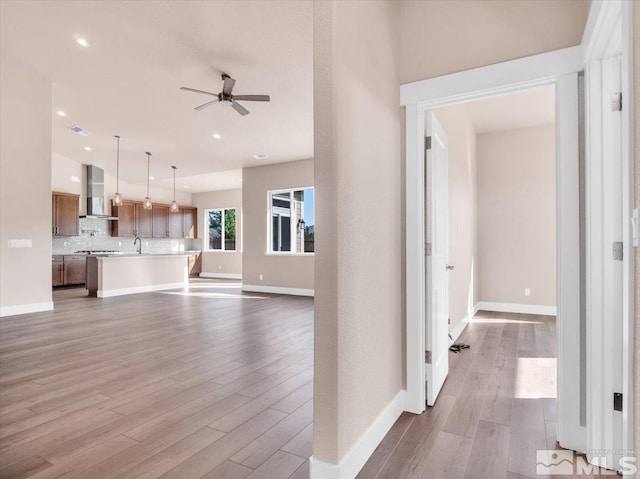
86,253,195,298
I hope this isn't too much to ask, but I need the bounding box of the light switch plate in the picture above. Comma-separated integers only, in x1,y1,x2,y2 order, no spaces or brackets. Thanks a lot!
8,239,32,248
632,208,640,247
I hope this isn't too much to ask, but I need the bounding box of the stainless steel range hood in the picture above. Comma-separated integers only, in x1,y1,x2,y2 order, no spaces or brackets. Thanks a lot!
80,165,118,219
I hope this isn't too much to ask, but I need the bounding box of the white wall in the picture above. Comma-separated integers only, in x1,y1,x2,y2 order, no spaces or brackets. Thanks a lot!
430,105,478,331
477,125,557,307
400,0,590,84
242,159,314,291
313,0,403,470
192,189,242,277
52,153,193,214
0,52,53,315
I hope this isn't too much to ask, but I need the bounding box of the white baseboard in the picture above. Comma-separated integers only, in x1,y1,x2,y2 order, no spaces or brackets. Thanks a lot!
97,282,187,298
0,301,54,318
449,308,476,344
199,272,242,280
241,284,314,297
475,301,557,316
309,390,405,479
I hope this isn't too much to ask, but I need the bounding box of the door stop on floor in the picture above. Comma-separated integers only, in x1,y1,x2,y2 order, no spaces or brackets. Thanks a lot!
449,343,470,353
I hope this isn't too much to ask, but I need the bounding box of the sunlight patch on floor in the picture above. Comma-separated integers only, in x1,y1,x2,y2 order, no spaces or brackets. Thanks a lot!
514,357,557,399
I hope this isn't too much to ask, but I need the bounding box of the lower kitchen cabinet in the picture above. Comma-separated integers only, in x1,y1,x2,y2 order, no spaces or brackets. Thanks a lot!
188,253,202,277
52,256,64,286
52,255,87,286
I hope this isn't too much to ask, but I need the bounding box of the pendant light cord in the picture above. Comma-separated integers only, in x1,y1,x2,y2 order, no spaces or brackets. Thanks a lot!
146,152,151,197
172,166,177,202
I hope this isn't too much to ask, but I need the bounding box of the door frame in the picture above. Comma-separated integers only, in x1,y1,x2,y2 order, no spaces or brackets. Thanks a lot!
582,0,635,466
402,47,585,438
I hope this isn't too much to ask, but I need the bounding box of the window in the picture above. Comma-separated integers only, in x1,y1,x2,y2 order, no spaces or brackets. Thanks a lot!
205,208,236,251
269,188,314,254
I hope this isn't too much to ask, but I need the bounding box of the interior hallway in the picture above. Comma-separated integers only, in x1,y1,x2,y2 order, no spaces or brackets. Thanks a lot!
358,311,601,479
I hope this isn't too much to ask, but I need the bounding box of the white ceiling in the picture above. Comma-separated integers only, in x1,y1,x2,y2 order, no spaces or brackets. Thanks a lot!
0,0,313,192
463,86,555,133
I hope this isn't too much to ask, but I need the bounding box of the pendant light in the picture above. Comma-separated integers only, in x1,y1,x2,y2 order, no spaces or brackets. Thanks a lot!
170,166,179,213
143,152,152,210
112,135,122,206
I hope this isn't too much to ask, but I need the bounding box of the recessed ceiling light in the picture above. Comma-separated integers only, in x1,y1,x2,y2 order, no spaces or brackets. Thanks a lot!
253,153,269,160
184,185,190,188
56,110,67,117
212,133,222,139
84,146,92,151
70,175,80,183
74,35,89,47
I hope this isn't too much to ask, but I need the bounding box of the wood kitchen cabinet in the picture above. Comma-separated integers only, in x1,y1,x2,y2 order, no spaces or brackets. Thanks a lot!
152,205,170,238
63,256,87,285
52,192,79,236
111,200,153,237
183,207,197,239
188,252,202,277
168,208,184,238
52,256,64,286
110,200,136,237
52,255,86,286
135,203,153,238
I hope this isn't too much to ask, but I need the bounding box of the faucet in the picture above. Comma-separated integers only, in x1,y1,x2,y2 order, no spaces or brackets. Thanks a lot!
134,237,142,255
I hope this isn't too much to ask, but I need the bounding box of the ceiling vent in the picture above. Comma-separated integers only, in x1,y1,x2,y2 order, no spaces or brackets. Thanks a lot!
69,125,91,136
252,153,269,160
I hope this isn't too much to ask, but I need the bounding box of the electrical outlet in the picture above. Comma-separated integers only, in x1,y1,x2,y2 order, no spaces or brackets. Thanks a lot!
118,241,122,247
259,274,263,281
525,288,531,297
145,242,148,247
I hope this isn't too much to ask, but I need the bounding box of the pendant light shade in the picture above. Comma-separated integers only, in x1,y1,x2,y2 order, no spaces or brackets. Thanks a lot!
113,135,122,206
170,165,179,213
143,152,152,210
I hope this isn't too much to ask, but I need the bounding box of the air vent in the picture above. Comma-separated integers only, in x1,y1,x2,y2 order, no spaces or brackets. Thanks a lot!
253,153,269,160
69,125,91,137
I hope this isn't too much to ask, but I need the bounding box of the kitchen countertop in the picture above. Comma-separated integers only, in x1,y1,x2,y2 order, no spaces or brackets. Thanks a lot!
87,251,201,257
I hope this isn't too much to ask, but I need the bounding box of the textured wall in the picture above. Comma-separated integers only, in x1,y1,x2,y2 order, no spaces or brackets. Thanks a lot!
0,53,53,312
313,0,402,464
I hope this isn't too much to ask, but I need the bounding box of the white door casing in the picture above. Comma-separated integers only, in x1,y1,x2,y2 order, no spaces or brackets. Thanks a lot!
425,112,449,407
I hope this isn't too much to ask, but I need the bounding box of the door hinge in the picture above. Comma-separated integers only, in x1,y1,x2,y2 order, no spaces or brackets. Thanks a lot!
425,136,432,150
611,92,622,112
426,243,432,256
613,392,623,412
425,350,432,364
612,241,623,261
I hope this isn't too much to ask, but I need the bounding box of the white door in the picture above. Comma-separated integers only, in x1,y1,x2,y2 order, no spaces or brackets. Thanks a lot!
425,111,449,406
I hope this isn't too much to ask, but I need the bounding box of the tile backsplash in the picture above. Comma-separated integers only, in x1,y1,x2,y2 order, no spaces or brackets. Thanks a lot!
52,218,202,254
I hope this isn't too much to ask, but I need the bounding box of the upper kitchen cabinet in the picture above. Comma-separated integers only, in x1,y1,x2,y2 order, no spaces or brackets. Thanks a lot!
183,207,197,239
110,200,136,237
135,203,153,238
168,208,184,238
52,192,79,236
110,200,152,237
152,205,170,238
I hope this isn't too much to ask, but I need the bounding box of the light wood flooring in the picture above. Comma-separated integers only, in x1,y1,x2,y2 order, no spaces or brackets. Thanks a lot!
0,279,314,479
2,282,599,479
358,311,604,479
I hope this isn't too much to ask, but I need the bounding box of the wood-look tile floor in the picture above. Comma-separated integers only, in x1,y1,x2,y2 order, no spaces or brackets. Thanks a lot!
358,311,604,479
2,284,601,479
0,279,314,479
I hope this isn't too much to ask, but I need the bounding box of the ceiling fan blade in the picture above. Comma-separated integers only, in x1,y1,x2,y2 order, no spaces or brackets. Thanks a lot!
195,99,220,111
180,86,218,97
232,101,250,116
232,95,271,102
222,75,236,96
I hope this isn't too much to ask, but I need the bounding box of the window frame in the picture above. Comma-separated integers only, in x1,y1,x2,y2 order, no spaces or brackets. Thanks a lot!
267,186,314,256
204,207,237,252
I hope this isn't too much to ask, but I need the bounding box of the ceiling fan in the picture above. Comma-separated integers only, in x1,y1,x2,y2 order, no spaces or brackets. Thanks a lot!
180,73,270,116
